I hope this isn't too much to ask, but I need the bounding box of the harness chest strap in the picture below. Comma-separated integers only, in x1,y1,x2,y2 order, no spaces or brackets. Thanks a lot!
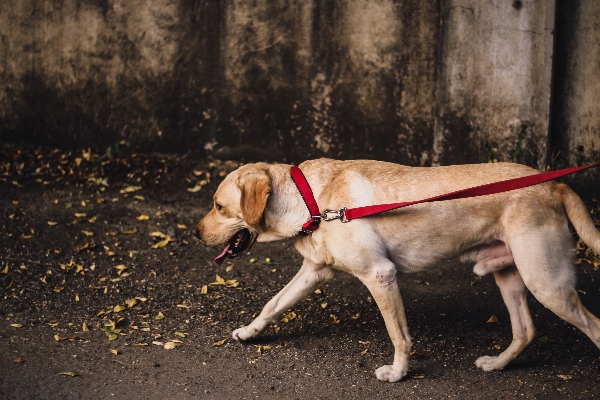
290,162,600,234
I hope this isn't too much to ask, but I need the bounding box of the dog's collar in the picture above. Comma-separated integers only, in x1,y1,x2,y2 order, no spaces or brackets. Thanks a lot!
290,166,348,235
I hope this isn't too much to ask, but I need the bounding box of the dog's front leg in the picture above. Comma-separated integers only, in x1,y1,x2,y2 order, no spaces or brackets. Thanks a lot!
232,259,335,341
358,261,412,382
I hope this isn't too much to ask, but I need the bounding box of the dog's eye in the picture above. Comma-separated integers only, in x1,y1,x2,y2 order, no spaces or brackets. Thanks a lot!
215,203,223,211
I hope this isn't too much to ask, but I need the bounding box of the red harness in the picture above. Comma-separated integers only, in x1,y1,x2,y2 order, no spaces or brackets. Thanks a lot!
290,162,600,235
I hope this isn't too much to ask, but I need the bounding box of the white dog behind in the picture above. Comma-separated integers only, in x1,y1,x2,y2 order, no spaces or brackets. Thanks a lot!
193,159,600,382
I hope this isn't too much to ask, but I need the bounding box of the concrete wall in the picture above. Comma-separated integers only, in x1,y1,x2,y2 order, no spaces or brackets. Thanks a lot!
0,0,598,172
433,0,554,169
550,0,600,169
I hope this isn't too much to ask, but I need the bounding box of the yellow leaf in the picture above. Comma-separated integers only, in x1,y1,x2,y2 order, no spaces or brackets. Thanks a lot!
108,333,118,341
10,324,23,328
176,304,190,309
1,264,8,274
54,335,63,341
47,221,58,226
113,305,127,312
134,195,145,201
47,322,59,327
137,215,149,221
151,237,174,249
74,213,87,218
321,303,327,309
82,322,90,333
81,230,94,237
314,289,322,295
20,235,32,239
135,296,148,302
200,285,208,295
149,231,167,238
114,265,127,275
58,372,77,377
177,224,188,229
120,186,142,194
487,315,499,323
110,349,119,355
125,298,137,308
174,331,187,338
164,341,181,350
330,314,340,324
75,294,80,302
413,375,425,379
493,344,502,350
152,341,164,346
281,311,297,323
155,312,165,320
121,228,137,235
360,348,368,355
213,339,226,347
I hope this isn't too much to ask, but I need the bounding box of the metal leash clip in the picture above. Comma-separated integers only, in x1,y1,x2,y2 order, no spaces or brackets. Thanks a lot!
321,207,348,223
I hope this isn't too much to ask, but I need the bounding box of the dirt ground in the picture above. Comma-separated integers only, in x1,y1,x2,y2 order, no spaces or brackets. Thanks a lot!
1,143,600,400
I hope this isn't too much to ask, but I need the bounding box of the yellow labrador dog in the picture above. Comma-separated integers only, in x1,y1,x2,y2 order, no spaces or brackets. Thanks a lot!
192,159,600,382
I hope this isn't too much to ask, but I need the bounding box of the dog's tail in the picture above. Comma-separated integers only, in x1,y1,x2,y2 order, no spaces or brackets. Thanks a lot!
558,184,600,254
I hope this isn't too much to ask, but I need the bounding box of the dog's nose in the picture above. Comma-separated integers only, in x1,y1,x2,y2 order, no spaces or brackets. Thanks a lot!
191,227,201,239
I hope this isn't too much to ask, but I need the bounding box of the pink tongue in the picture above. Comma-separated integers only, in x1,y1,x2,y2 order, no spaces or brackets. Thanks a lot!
214,242,231,265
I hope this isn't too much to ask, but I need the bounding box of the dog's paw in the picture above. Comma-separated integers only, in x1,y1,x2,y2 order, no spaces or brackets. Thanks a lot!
475,355,503,372
374,364,408,382
232,325,259,342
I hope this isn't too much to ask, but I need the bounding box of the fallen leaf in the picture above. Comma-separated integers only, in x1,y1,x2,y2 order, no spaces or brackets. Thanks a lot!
321,303,327,309
88,177,108,186
113,305,127,312
213,339,226,347
174,331,187,338
151,236,175,249
413,375,425,379
1,264,8,274
176,304,190,309
110,349,119,355
330,314,340,324
134,195,145,201
360,349,368,355
114,265,127,275
281,311,296,323
152,341,164,346
75,293,80,302
47,322,59,327
200,285,208,295
58,372,77,377
125,298,137,308
164,341,181,350
81,230,94,237
149,231,167,238
137,215,149,221
155,312,165,320
82,322,90,333
74,213,87,218
493,344,502,350
557,375,572,381
10,324,23,328
121,228,137,235
177,224,188,229
255,345,272,353
120,186,142,193
13,358,24,364
487,315,499,323
47,221,58,226
314,289,322,295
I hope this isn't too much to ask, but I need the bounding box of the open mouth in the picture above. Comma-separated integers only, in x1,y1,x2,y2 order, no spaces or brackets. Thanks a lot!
214,228,255,265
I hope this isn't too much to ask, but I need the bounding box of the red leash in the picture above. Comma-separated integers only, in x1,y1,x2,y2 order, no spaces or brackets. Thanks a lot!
291,162,600,234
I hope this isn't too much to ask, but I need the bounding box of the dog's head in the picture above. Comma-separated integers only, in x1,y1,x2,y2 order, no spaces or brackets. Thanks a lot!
192,164,271,264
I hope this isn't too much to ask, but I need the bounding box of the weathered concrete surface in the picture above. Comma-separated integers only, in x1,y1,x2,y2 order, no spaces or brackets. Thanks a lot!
0,0,439,163
433,0,555,169
218,0,439,164
550,0,600,170
0,0,221,152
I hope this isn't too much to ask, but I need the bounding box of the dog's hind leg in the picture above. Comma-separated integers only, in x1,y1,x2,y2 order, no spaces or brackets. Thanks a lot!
356,261,412,382
232,258,335,341
475,266,536,371
510,226,600,356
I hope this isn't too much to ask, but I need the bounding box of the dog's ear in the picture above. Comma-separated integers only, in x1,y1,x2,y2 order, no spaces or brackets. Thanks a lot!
239,170,272,227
